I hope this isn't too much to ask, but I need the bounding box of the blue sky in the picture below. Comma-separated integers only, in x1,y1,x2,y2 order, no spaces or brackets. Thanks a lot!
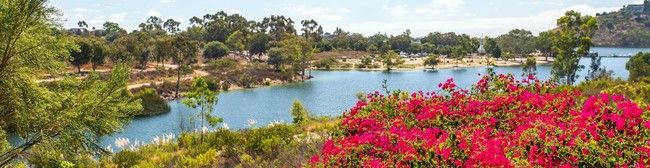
50,0,641,37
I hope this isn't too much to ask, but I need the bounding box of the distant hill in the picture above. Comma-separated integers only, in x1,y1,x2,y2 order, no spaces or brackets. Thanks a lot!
593,2,650,47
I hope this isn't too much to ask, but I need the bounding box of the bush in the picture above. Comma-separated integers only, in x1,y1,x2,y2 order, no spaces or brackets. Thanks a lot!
113,150,144,168
310,74,650,167
222,82,231,91
134,88,170,116
313,57,337,69
203,41,229,60
206,79,221,91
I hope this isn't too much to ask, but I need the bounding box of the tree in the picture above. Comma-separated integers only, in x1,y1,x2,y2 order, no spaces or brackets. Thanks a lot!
522,56,537,77
248,32,272,60
626,52,650,82
103,21,126,42
135,88,170,116
145,16,164,31
361,55,373,67
586,54,614,81
172,35,199,98
69,37,92,74
89,37,108,71
290,99,309,124
379,50,404,71
536,31,554,61
423,55,440,69
225,30,246,59
267,47,285,70
182,77,221,143
153,36,174,66
550,10,597,85
203,41,229,60
388,35,411,53
496,29,535,62
163,18,181,35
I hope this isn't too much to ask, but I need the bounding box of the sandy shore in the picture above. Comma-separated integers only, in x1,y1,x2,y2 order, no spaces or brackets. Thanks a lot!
320,56,553,71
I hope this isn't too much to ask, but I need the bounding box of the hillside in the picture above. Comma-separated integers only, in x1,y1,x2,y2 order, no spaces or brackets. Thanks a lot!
593,7,650,47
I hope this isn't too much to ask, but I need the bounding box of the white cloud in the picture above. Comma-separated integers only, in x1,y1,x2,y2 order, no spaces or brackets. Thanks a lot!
160,0,176,3
89,16,106,24
108,13,127,23
336,4,618,37
433,0,465,8
340,8,350,12
75,14,87,19
414,8,432,13
75,7,98,13
147,10,161,17
383,5,410,16
319,14,346,21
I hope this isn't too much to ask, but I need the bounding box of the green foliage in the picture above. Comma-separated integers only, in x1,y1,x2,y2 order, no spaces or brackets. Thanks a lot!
183,77,222,143
626,52,650,82
203,41,229,60
206,79,221,91
113,150,144,168
208,58,238,69
522,56,537,77
313,57,337,69
291,99,310,124
248,32,273,56
361,55,373,66
268,47,286,70
423,54,440,68
226,30,246,54
134,88,171,116
496,29,535,57
379,50,404,70
222,81,231,91
551,10,598,85
586,54,614,81
69,37,93,73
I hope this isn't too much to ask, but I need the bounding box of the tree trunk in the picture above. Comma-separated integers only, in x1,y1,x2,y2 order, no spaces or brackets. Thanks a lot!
77,66,81,74
175,64,181,99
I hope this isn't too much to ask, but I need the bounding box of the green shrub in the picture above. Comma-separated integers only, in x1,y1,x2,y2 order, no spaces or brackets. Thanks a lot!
222,82,231,91
206,79,221,91
113,150,144,168
134,88,171,116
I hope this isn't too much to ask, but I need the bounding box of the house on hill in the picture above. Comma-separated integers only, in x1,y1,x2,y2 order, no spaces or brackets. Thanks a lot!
625,0,650,13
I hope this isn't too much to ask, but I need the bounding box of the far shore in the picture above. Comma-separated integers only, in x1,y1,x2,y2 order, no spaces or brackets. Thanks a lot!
314,56,554,71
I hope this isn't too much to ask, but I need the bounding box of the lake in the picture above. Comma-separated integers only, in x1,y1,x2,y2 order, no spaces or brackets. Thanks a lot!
100,48,639,148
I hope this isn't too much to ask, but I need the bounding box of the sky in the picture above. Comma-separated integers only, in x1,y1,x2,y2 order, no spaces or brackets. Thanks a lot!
50,0,643,37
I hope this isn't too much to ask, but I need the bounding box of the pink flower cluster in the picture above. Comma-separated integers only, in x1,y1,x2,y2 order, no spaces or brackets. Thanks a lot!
310,74,650,167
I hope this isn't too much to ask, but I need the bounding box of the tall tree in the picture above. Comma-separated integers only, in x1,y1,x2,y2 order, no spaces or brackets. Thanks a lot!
146,16,164,31
171,35,199,98
536,31,554,61
550,10,597,85
496,29,535,62
0,1,141,165
163,18,181,35
89,37,108,71
69,37,92,74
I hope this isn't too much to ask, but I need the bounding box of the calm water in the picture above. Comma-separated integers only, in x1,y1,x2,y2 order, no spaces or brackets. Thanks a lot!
99,55,633,148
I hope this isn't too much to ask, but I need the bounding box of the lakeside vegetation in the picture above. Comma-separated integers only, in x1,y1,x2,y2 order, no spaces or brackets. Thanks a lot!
2,0,650,167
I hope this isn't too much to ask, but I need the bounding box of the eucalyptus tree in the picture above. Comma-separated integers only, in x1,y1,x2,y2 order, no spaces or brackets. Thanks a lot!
550,10,597,85
146,16,164,31
89,37,108,71
301,19,323,42
171,35,199,98
0,1,141,166
496,29,535,62
163,18,181,35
